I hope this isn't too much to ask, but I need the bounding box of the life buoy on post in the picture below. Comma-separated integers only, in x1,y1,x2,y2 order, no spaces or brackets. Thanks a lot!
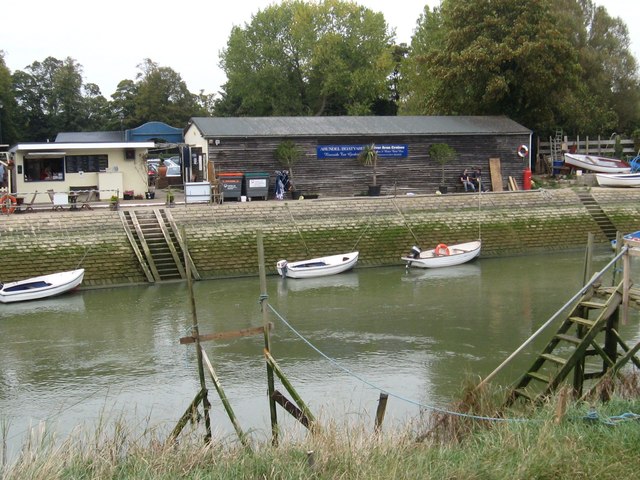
435,243,450,256
517,145,529,158
0,195,17,215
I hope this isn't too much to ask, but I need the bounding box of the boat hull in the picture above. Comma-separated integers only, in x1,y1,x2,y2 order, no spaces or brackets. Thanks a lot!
0,269,85,303
595,173,640,187
401,241,481,269
564,153,631,173
276,252,358,279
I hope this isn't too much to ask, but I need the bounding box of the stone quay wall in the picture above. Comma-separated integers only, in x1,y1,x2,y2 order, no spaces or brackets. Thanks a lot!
1,188,640,288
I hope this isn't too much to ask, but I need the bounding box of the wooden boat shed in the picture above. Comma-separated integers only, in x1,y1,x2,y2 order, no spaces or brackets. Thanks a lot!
185,115,532,197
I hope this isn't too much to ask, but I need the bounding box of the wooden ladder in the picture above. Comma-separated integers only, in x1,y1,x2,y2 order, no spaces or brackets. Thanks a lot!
506,280,625,405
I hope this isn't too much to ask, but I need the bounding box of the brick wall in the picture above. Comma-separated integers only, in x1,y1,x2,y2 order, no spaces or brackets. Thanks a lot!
2,188,639,286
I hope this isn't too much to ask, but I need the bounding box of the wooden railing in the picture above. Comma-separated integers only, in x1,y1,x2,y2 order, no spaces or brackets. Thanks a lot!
538,136,638,158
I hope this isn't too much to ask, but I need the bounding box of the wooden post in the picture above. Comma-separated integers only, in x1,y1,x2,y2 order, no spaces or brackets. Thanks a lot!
182,227,212,442
374,393,389,434
622,247,630,325
264,349,317,429
257,230,279,445
200,347,250,448
582,232,594,285
168,388,206,442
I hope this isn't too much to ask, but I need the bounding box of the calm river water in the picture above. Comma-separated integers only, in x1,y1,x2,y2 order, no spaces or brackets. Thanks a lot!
2,247,640,457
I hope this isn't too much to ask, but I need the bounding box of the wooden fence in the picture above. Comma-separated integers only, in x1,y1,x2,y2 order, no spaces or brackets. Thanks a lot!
538,135,638,158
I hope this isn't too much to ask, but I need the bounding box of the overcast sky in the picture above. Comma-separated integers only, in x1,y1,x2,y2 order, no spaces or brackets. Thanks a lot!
1,1,638,99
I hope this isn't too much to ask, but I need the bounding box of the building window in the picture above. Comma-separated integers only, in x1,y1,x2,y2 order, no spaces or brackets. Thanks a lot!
65,155,108,173
23,157,65,182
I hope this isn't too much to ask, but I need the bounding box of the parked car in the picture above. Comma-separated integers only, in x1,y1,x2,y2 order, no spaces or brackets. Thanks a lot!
147,157,181,177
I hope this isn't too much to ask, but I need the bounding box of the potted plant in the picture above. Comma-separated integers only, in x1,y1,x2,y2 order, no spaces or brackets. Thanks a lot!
157,159,168,178
166,188,175,207
109,195,119,210
358,143,381,196
274,140,303,198
429,143,457,194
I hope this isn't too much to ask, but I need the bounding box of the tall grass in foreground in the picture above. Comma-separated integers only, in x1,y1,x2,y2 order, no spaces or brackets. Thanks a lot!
3,380,640,479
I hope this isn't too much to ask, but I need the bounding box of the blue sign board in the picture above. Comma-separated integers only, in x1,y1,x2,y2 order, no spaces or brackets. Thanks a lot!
317,144,408,159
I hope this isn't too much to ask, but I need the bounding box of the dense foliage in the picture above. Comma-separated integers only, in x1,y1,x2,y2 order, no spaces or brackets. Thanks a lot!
0,0,639,144
401,0,640,137
0,54,210,144
215,0,394,116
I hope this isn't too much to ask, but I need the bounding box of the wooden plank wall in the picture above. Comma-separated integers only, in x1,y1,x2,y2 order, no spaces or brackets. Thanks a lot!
209,134,531,197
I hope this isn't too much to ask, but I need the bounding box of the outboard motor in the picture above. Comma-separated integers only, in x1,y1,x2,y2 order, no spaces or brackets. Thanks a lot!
410,245,421,259
277,260,288,278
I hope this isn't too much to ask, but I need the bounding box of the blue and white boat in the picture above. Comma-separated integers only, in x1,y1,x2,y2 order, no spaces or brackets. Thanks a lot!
611,231,640,250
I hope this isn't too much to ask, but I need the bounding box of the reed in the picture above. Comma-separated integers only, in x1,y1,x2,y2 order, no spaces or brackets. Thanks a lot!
3,383,640,479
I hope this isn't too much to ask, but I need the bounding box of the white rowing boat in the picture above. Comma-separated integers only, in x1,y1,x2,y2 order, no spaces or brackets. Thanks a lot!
595,173,640,187
401,241,481,269
276,252,358,279
564,153,631,173
0,269,85,303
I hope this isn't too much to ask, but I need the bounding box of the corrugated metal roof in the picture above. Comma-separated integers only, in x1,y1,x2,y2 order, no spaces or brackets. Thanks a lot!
190,116,531,138
55,131,124,143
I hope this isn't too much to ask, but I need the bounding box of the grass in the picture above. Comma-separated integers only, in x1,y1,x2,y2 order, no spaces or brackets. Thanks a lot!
3,376,640,479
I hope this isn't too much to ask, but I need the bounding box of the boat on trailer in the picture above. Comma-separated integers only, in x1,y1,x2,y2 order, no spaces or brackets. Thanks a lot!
0,269,85,303
563,153,631,173
401,241,481,269
276,252,358,279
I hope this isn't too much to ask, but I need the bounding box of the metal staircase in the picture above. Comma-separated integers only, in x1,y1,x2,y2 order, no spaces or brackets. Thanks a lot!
576,191,617,241
506,280,625,405
119,208,199,282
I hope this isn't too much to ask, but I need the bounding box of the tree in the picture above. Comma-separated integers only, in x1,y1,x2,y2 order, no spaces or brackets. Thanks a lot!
429,143,456,187
133,58,206,127
0,51,18,145
12,56,95,141
274,140,303,189
402,0,640,138
357,143,379,187
557,0,640,135
216,0,395,116
402,0,584,136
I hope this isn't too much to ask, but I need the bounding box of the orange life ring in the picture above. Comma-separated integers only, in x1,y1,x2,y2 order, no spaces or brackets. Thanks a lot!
0,195,16,215
435,243,450,256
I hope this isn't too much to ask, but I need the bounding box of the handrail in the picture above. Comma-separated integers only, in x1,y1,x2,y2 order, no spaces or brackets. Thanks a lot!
477,246,628,388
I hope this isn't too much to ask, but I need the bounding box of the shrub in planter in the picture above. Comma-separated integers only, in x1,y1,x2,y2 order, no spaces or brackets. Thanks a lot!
429,143,457,193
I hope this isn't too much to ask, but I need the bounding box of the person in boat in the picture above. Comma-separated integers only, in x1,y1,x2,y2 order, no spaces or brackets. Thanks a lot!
460,169,476,192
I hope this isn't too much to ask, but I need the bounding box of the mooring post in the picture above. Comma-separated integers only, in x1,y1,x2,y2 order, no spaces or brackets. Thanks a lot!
374,392,389,434
582,232,594,286
257,230,279,445
182,227,212,442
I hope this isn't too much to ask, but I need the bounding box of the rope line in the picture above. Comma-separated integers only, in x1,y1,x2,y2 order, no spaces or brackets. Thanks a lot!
267,303,530,423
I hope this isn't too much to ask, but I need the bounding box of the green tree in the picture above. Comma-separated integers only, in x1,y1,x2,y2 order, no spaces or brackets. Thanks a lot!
274,140,303,188
132,58,206,127
12,56,94,141
402,0,640,137
402,0,583,136
0,51,18,145
216,0,395,116
557,0,640,135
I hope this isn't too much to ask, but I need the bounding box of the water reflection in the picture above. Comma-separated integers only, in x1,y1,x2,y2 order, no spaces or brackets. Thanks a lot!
2,248,640,459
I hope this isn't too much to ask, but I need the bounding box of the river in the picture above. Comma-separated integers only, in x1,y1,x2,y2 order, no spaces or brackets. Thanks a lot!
1,247,639,458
